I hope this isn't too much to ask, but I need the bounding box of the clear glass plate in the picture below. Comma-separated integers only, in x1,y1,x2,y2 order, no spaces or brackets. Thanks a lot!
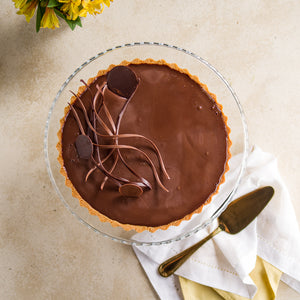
44,42,248,246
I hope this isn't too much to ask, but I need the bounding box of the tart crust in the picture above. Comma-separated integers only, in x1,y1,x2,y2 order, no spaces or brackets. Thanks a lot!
57,59,231,233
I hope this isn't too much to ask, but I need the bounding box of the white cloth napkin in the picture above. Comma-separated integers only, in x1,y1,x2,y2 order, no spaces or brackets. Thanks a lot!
132,146,300,300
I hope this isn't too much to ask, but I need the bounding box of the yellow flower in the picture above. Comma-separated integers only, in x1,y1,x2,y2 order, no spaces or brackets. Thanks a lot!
58,0,81,20
103,0,112,7
13,0,27,9
79,0,102,17
13,0,39,22
40,7,60,29
79,0,112,17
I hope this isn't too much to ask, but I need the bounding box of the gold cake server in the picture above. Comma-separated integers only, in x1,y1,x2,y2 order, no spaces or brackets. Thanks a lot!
158,186,274,277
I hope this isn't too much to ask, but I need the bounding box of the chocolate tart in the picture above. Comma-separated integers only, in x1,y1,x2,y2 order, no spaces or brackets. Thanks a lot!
57,59,231,232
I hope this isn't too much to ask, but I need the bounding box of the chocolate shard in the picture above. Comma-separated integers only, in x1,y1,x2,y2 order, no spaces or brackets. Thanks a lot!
75,135,93,159
107,66,139,99
119,183,143,198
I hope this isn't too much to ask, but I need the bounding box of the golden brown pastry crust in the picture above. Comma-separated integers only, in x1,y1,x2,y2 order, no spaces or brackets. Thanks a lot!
57,59,231,233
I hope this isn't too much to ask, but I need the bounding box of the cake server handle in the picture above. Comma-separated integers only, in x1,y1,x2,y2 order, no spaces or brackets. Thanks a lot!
158,225,223,277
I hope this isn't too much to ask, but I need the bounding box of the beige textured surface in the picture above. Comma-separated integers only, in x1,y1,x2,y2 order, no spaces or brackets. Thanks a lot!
1,1,299,299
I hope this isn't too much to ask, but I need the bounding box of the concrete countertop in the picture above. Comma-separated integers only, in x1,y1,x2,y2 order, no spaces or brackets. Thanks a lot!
1,1,299,299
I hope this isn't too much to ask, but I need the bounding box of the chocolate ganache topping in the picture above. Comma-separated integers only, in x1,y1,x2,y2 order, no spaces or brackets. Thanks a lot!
60,61,230,229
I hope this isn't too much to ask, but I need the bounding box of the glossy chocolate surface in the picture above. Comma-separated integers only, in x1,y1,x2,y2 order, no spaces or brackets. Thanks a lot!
61,63,229,227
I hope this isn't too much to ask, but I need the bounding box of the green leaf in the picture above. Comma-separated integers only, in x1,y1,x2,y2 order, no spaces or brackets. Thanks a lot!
54,8,64,19
66,20,76,30
64,17,82,30
73,16,82,28
54,9,82,31
47,0,60,8
36,3,45,33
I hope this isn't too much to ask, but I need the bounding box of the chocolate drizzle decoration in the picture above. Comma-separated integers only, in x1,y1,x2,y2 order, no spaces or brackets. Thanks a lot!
69,66,170,196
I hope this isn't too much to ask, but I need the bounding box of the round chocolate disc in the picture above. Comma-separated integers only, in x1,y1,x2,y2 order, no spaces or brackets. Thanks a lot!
107,66,139,99
75,135,93,159
119,183,143,198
